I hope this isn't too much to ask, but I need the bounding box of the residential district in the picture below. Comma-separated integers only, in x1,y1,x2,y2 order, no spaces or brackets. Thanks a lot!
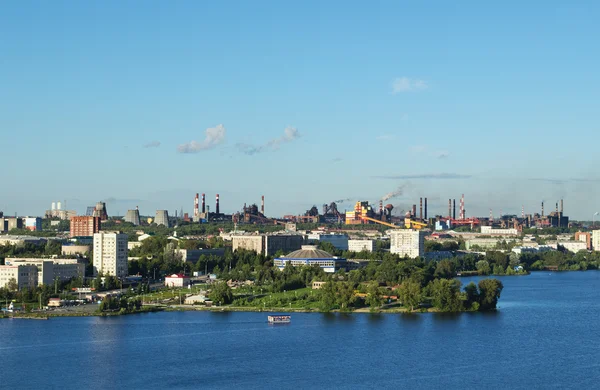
1,194,598,315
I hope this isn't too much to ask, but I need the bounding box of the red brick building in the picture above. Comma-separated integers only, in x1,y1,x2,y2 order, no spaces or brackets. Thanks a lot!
70,216,101,237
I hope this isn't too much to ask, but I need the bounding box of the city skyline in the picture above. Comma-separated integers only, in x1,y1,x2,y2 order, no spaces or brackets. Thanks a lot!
2,2,599,219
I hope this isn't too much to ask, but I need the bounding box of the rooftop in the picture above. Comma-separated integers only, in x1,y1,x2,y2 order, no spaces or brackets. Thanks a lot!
281,245,335,259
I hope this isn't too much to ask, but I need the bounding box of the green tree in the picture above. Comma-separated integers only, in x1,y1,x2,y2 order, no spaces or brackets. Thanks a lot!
434,260,456,279
463,282,479,311
208,281,233,305
365,282,383,309
477,279,503,311
428,278,462,312
397,280,421,312
319,281,337,312
476,260,491,275
6,278,18,293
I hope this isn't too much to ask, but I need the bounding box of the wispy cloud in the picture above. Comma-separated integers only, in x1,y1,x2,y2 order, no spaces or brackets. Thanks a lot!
332,157,343,163
392,77,428,94
376,135,395,141
177,124,226,154
436,151,450,159
410,145,450,159
237,126,300,155
374,173,472,180
530,177,600,184
143,141,161,148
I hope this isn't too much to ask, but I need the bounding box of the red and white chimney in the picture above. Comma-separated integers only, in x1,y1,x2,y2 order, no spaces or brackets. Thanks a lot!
194,193,199,217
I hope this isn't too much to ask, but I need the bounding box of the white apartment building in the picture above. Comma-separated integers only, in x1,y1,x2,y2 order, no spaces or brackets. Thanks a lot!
5,258,84,285
389,230,425,259
347,239,374,253
0,265,38,290
593,230,600,251
558,241,588,253
93,232,128,278
480,226,519,236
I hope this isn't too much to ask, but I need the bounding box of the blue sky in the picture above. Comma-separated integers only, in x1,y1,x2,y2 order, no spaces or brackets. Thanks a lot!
1,1,599,219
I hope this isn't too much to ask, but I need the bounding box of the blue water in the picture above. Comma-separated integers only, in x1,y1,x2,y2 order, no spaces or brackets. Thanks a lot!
2,271,600,389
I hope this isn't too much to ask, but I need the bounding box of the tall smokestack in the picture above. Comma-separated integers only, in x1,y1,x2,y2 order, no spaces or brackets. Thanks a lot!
541,201,544,217
556,202,559,214
560,199,563,214
460,194,465,220
412,204,417,218
194,193,199,217
261,195,265,215
216,194,220,215
453,199,456,220
202,193,206,214
419,198,423,220
424,198,428,220
379,200,383,216
448,199,452,218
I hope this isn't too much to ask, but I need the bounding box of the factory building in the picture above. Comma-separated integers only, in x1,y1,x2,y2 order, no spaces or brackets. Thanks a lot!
389,230,425,259
45,201,77,220
0,264,38,290
124,208,141,225
24,217,42,232
70,216,101,238
274,246,346,273
4,258,86,286
308,233,349,250
232,234,304,256
93,231,128,278
155,210,170,227
92,202,109,221
0,217,23,232
347,239,374,253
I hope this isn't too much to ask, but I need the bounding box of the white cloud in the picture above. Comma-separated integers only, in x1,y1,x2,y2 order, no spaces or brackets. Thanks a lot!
143,141,161,148
177,124,226,154
391,77,428,94
237,126,301,155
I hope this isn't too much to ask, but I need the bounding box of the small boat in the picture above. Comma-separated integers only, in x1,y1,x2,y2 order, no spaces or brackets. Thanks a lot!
268,315,291,324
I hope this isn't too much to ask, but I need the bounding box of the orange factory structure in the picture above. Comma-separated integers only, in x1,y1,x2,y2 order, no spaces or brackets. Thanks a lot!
345,201,425,229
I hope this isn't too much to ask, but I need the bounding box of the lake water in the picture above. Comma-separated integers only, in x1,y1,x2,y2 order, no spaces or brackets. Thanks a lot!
1,271,600,389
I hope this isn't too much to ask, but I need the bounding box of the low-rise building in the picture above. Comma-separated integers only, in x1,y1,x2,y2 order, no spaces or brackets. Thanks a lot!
4,258,86,285
175,248,226,263
558,241,588,253
347,239,374,253
0,235,46,246
274,245,346,273
0,264,38,290
61,245,91,256
480,226,519,236
165,273,190,288
232,234,304,256
512,246,554,256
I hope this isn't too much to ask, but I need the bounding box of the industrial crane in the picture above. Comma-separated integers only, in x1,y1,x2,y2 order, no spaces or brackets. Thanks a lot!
404,218,428,229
